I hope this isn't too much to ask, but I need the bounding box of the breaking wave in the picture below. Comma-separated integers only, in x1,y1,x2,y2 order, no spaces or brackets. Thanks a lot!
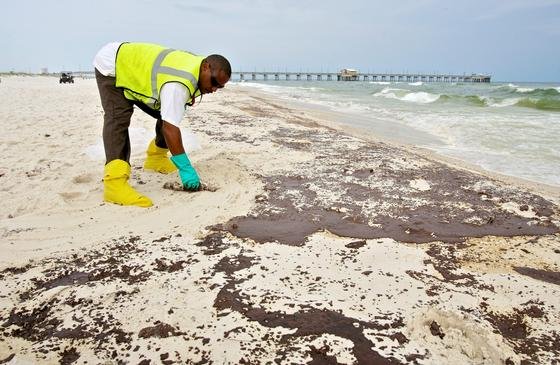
501,83,560,96
374,88,440,104
376,87,560,111
514,97,560,111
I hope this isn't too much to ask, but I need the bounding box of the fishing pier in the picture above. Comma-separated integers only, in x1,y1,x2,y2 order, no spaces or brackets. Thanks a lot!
234,69,491,83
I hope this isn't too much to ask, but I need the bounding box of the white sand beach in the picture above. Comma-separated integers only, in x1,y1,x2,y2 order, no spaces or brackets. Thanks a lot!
0,76,559,364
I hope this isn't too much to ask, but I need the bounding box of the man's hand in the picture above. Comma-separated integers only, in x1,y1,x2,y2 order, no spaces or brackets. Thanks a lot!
170,153,200,191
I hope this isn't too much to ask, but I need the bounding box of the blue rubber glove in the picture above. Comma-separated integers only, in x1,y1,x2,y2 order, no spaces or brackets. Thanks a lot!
170,153,200,191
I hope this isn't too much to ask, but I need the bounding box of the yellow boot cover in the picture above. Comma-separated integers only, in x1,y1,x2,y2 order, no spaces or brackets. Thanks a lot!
144,139,177,174
103,159,153,207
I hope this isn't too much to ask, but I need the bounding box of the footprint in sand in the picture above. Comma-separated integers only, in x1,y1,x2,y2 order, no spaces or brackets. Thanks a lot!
59,191,83,202
407,308,518,364
72,173,94,184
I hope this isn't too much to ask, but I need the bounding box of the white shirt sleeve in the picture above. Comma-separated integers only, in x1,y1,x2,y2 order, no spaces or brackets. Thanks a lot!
92,42,122,76
160,83,190,127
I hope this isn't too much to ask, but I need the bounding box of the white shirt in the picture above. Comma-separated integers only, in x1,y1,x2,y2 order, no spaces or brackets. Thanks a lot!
93,42,190,126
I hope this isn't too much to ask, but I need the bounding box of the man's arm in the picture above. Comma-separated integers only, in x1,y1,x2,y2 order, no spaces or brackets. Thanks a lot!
160,83,200,190
163,120,201,190
159,81,189,155
162,121,185,156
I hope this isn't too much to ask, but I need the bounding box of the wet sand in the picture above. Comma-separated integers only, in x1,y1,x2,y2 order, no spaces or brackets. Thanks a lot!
0,76,559,364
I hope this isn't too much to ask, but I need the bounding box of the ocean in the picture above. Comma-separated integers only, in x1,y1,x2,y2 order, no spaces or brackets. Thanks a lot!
235,80,560,187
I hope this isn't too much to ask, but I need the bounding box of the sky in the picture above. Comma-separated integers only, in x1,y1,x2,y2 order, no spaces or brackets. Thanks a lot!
2,0,560,82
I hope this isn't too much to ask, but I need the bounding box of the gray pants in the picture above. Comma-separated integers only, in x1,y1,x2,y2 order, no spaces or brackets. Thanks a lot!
95,69,168,164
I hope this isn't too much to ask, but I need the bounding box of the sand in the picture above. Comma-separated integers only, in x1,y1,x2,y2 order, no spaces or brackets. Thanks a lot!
0,75,559,364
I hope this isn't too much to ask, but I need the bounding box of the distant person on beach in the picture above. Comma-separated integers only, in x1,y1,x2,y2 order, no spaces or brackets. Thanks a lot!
93,42,231,207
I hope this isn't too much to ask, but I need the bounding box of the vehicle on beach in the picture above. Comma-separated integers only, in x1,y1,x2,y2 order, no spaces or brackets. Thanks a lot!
59,72,74,84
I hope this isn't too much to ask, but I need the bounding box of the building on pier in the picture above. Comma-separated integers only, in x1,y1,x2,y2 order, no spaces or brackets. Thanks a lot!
468,74,492,83
337,69,359,81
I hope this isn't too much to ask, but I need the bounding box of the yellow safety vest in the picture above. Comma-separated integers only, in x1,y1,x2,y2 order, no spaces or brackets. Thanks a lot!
115,42,204,110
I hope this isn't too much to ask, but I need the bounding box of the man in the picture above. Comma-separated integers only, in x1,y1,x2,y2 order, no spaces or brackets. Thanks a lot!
93,42,231,207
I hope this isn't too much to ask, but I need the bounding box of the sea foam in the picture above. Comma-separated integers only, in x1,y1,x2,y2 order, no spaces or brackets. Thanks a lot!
488,98,521,107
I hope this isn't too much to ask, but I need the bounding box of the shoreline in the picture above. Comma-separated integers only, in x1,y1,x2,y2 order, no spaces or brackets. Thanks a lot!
232,85,560,202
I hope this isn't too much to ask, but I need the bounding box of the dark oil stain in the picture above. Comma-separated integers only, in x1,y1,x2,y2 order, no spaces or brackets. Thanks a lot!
59,347,80,365
0,264,32,279
196,232,232,255
345,240,367,249
307,345,339,364
138,322,184,339
0,354,15,364
483,303,560,362
153,258,194,273
208,237,424,364
2,300,62,342
214,122,557,246
429,321,445,339
223,171,557,246
513,267,560,286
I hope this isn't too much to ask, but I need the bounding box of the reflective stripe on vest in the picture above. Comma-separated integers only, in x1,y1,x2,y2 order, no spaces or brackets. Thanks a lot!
115,43,204,110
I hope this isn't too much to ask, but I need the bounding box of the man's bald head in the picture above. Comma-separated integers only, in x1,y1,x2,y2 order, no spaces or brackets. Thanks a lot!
205,54,231,78
199,54,231,94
